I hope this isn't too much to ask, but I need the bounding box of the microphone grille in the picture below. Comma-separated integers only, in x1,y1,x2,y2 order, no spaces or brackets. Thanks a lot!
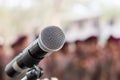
40,26,65,51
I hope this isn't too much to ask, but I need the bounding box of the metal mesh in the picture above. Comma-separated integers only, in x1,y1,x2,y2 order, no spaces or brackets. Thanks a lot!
40,26,65,50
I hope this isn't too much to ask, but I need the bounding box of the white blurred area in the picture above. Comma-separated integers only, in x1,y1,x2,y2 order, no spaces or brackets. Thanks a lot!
0,0,119,48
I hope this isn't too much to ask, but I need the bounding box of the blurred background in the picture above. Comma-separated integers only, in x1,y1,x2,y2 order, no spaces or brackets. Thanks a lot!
0,0,120,80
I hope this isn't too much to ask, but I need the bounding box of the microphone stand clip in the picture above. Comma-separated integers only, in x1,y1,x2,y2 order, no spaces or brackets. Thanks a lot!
21,65,44,80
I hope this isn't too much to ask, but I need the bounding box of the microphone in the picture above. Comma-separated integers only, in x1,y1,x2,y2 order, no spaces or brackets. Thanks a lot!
5,26,65,79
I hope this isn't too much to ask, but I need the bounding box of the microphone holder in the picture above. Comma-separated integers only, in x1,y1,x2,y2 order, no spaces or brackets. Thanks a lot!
21,65,44,80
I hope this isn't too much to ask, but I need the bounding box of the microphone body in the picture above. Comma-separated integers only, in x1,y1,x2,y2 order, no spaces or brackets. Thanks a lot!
5,26,65,79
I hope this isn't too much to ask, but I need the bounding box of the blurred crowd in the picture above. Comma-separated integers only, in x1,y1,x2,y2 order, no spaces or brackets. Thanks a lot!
39,37,120,80
38,14,120,80
0,19,120,80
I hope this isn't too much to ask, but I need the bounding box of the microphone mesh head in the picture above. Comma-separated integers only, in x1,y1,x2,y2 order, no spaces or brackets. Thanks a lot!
40,26,65,51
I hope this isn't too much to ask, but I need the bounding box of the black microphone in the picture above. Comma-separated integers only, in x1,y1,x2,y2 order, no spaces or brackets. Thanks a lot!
5,26,65,79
